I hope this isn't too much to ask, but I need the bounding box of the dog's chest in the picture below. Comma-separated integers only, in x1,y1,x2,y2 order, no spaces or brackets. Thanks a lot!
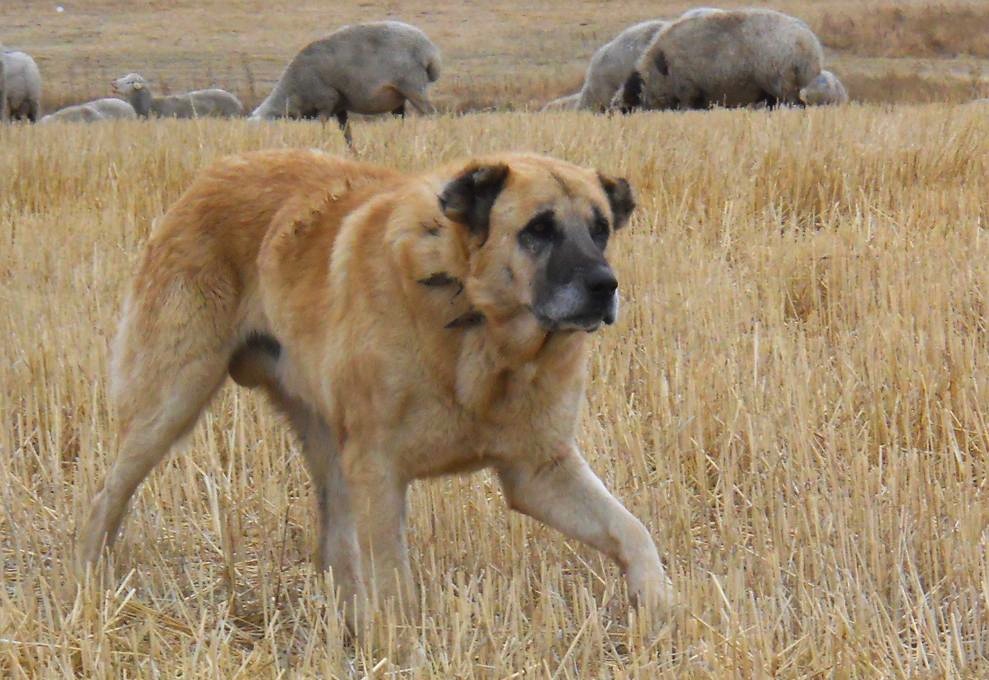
392,367,582,479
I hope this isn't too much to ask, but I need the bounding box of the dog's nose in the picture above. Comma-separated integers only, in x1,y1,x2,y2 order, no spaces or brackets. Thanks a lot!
585,265,618,297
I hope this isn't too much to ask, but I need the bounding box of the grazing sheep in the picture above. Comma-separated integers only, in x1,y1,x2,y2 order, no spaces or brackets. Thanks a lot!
679,7,724,19
89,98,139,119
39,98,137,123
0,57,7,123
40,104,102,124
250,21,441,144
1,50,42,121
799,69,848,106
541,93,581,111
112,73,244,118
574,20,669,112
540,20,667,113
614,9,823,112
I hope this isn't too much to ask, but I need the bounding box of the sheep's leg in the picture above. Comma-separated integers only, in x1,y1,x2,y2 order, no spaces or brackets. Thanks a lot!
615,72,644,113
334,110,353,148
756,90,784,109
305,85,349,145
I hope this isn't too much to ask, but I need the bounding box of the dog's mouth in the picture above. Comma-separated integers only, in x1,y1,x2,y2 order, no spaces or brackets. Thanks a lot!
534,308,615,334
531,285,619,334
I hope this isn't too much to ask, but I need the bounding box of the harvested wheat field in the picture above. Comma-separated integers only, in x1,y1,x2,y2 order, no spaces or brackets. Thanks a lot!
1,106,988,677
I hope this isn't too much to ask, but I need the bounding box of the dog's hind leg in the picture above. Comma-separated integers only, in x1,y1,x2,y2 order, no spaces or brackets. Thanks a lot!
78,263,239,567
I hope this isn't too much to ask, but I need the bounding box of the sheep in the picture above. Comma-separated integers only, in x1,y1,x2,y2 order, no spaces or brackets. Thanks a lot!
613,9,823,112
799,69,849,106
89,98,139,119
0,57,7,123
571,20,669,112
39,104,102,124
540,20,667,113
679,7,724,19
112,73,244,118
1,50,42,121
541,93,581,111
250,21,441,145
39,98,137,123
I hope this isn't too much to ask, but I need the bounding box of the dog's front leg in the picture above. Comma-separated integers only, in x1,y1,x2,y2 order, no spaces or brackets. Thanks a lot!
497,446,675,617
343,452,417,621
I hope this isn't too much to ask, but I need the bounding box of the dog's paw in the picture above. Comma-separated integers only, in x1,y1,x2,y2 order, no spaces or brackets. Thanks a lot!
629,566,677,621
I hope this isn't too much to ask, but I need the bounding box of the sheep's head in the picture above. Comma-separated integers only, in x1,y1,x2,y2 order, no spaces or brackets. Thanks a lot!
639,49,680,110
112,73,148,96
614,48,678,113
799,71,847,106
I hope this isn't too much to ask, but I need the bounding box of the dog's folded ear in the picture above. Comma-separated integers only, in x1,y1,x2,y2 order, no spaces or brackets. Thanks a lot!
598,173,635,229
438,163,510,243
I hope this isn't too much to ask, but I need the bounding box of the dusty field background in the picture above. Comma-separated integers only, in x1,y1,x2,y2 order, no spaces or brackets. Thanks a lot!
2,106,989,677
1,0,989,111
4,0,989,677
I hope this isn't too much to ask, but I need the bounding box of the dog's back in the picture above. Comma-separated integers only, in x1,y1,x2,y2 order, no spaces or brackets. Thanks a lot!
111,149,398,411
129,149,396,308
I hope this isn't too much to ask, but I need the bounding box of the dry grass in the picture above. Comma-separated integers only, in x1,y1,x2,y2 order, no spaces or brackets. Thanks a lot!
2,105,989,677
2,0,989,111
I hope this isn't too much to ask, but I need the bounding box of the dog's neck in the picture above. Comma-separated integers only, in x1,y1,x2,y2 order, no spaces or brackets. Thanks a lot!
407,268,588,415
459,314,583,416
388,195,589,418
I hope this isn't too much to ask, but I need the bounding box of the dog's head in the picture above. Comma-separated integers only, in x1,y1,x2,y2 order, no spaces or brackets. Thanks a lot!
439,154,634,333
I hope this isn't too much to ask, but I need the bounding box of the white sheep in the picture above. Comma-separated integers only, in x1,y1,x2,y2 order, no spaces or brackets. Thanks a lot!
614,9,823,111
0,56,7,123
39,104,102,124
1,50,42,121
799,69,849,106
541,93,581,111
542,20,668,113
39,98,137,123
250,21,441,144
574,20,669,112
678,7,724,19
112,73,244,118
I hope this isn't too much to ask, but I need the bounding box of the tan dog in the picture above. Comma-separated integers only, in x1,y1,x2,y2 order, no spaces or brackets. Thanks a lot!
79,148,675,627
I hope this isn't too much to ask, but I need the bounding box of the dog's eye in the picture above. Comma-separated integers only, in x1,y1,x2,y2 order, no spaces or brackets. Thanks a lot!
590,213,610,249
518,211,557,252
